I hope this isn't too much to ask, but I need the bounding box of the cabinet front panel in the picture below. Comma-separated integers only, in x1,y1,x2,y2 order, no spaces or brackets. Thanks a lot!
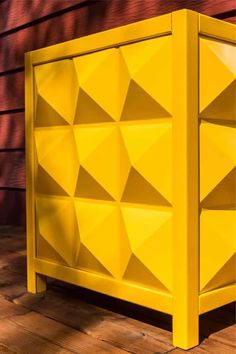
33,35,173,295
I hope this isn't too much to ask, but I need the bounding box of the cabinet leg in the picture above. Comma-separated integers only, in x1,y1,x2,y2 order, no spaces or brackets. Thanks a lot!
27,271,47,294
173,312,199,350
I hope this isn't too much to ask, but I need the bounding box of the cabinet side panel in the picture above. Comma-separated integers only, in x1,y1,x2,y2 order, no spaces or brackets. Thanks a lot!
199,36,236,295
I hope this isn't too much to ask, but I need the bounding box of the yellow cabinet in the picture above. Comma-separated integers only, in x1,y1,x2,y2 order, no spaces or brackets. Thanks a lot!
25,10,236,349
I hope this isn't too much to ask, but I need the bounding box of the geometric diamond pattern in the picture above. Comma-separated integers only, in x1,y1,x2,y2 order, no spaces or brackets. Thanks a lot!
34,36,172,294
200,209,236,292
199,38,236,121
199,37,236,293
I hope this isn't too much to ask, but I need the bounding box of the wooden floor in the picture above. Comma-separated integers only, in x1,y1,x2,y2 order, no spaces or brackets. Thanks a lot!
0,226,235,354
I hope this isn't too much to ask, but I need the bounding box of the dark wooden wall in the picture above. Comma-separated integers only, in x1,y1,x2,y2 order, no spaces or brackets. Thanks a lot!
0,0,235,227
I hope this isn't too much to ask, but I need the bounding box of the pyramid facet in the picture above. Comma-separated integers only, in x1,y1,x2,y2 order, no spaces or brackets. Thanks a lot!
74,126,130,200
35,128,79,196
36,196,76,267
35,60,79,124
120,80,170,121
121,167,171,206
75,166,114,201
200,81,236,121
121,206,172,291
35,95,68,127
201,167,236,209
37,234,67,265
123,254,169,292
121,122,172,203
201,254,236,293
200,209,236,291
76,244,112,276
36,165,68,196
200,121,236,201
74,88,114,124
75,201,132,279
74,48,130,121
120,36,172,115
200,38,236,115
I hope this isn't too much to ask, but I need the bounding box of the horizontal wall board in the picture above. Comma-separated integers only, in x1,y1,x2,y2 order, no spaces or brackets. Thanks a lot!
223,16,236,24
0,189,25,226
0,0,87,34
0,71,24,111
0,0,235,73
0,151,25,189
1,0,235,35
0,112,25,149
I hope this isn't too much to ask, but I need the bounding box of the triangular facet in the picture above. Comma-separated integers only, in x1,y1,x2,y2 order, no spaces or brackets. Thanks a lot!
123,254,169,292
75,202,132,279
84,209,131,279
35,95,68,127
121,167,171,206
121,206,171,252
74,88,114,124
76,127,130,200
37,234,67,265
121,206,172,291
200,81,236,121
120,36,170,76
200,209,236,290
201,253,236,293
76,244,112,276
120,36,172,115
201,37,236,75
74,200,117,242
73,126,114,164
200,122,236,201
201,167,236,209
35,60,79,124
121,122,171,164
36,129,79,196
121,80,170,121
35,128,70,163
36,165,68,196
134,129,172,203
200,38,235,113
36,196,76,267
75,166,114,200
76,48,130,121
73,49,116,85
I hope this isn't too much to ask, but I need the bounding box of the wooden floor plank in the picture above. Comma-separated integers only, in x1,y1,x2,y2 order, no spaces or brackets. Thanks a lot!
0,268,26,300
190,338,236,354
0,295,28,320
0,226,235,354
0,319,75,354
9,311,129,354
14,291,173,354
0,344,18,354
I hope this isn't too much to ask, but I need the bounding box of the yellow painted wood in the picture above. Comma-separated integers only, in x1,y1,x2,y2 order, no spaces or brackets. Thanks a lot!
25,9,236,350
31,13,172,65
25,52,47,293
34,258,173,315
172,10,199,349
199,284,236,314
199,14,236,44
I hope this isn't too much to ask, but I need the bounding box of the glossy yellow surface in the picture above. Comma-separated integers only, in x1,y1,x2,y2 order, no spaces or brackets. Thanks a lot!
25,10,236,350
199,37,236,294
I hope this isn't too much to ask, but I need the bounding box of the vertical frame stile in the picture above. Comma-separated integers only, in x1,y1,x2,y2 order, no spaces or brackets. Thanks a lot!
25,53,46,293
172,10,199,348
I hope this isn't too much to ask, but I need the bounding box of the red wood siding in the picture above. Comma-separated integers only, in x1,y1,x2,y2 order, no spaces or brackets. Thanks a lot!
1,0,235,227
0,112,25,149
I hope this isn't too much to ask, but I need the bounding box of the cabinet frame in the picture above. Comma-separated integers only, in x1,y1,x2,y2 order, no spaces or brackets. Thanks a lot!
25,10,236,349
